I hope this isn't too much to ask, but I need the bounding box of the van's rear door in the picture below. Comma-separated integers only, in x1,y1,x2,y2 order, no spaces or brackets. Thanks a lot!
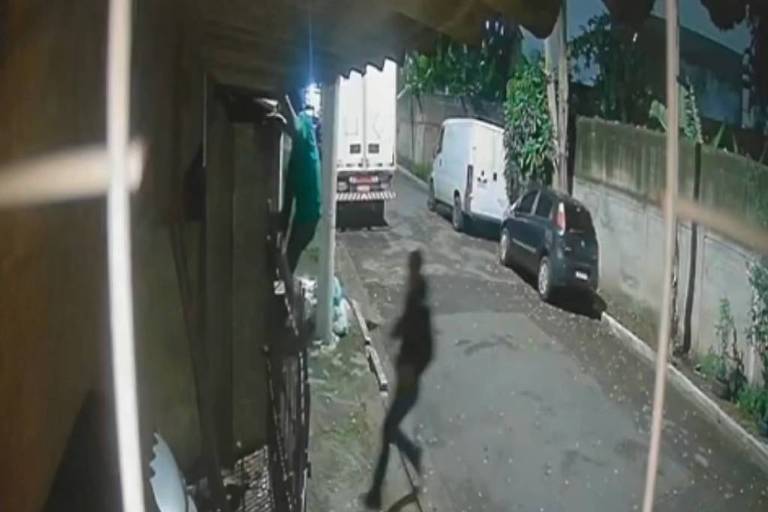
468,124,505,222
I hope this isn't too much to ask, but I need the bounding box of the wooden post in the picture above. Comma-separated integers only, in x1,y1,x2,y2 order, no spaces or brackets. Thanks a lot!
545,1,568,192
206,98,235,466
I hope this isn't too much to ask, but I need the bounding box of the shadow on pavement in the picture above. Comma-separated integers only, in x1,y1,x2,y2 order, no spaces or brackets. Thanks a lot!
337,202,390,230
434,204,500,241
555,289,607,320
508,264,607,320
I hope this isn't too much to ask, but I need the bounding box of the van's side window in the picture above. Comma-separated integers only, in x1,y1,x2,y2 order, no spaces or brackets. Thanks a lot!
534,194,553,218
517,191,537,214
436,128,445,154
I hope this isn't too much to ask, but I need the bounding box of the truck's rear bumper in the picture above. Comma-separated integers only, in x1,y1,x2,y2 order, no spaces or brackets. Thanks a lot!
337,191,396,202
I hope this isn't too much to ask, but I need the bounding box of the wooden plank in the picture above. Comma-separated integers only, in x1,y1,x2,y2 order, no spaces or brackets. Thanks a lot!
350,299,389,392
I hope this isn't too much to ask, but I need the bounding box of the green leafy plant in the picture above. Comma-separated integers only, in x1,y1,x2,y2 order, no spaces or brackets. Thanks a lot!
401,19,522,102
698,350,725,380
411,162,432,182
570,14,656,125
748,259,768,386
737,385,768,423
715,298,736,382
503,56,554,200
648,80,704,143
712,298,748,399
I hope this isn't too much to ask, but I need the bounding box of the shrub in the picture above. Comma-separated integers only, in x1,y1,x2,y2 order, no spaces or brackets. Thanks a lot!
737,386,768,423
715,298,747,398
698,351,725,380
503,56,554,201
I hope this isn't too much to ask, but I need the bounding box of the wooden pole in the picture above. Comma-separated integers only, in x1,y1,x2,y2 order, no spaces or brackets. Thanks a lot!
642,1,679,510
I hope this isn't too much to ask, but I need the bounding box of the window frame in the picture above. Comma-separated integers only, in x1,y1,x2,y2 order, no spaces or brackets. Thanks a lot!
516,190,538,215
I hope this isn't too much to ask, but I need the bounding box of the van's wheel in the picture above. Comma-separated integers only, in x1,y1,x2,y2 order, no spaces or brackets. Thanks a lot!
537,256,552,302
499,226,513,266
452,194,465,232
427,181,436,212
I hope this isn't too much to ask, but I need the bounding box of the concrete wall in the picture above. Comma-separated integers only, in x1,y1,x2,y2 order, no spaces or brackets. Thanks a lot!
574,117,766,383
397,93,503,171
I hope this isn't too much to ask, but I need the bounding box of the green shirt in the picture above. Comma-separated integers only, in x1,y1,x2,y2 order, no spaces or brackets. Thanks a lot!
286,112,322,224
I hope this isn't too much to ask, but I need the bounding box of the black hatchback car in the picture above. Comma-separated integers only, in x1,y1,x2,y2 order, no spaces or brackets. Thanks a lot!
498,187,599,301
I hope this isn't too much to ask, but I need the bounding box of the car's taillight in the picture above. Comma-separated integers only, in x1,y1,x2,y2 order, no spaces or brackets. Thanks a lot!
556,202,566,235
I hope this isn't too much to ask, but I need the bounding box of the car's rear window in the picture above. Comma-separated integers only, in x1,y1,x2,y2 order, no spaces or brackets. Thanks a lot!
565,203,595,234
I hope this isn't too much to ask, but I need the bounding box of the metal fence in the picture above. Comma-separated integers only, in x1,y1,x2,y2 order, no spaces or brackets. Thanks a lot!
263,216,311,512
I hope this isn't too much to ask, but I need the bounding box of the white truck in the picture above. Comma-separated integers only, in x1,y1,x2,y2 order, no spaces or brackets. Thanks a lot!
335,60,397,225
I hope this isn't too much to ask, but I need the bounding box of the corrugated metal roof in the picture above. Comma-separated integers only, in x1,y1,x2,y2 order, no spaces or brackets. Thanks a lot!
201,0,563,92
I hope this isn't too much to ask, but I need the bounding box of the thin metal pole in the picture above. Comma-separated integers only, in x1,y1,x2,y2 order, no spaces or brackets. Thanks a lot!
317,78,340,342
642,1,679,510
106,0,145,510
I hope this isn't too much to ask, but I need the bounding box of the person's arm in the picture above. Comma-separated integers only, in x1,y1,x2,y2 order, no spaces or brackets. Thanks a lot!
281,172,294,232
283,94,300,136
280,95,303,231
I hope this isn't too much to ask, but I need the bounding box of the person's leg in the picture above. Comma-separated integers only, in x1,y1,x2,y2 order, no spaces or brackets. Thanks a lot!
389,391,421,472
286,220,318,272
366,390,413,505
366,437,389,506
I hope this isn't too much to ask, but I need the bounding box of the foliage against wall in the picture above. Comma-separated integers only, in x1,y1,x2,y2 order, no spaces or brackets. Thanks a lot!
401,18,522,102
503,57,554,199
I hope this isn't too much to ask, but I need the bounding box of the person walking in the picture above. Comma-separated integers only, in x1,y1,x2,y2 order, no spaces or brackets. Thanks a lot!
365,250,434,509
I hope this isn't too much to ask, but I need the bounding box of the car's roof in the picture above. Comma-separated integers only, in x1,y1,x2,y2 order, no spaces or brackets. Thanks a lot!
528,186,589,209
443,117,503,132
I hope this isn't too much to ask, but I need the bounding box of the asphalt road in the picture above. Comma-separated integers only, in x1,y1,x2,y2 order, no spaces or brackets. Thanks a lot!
338,175,768,512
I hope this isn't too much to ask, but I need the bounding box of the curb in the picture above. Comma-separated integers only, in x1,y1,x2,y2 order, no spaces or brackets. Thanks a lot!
397,164,429,191
602,312,768,474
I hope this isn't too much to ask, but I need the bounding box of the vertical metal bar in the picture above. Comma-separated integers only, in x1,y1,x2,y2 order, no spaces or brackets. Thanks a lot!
642,1,679,510
557,0,569,192
106,0,145,510
316,78,340,342
362,67,368,169
203,73,208,168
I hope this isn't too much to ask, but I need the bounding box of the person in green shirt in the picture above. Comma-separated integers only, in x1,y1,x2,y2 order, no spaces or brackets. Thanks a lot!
279,93,322,272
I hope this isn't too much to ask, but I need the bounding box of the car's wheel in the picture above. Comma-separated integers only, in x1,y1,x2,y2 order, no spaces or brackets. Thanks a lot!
427,181,436,211
499,226,513,266
452,194,465,232
537,256,552,302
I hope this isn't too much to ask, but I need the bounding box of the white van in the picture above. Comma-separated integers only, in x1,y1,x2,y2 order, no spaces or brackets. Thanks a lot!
429,118,509,231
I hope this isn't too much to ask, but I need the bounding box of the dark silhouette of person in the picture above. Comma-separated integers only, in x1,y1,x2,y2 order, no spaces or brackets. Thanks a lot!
365,250,434,509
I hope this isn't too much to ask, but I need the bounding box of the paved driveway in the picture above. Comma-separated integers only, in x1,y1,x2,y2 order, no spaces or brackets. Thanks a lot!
338,175,768,512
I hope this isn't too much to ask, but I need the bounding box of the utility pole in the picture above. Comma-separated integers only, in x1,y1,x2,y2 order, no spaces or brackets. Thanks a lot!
643,0,680,510
545,0,569,192
316,78,340,343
